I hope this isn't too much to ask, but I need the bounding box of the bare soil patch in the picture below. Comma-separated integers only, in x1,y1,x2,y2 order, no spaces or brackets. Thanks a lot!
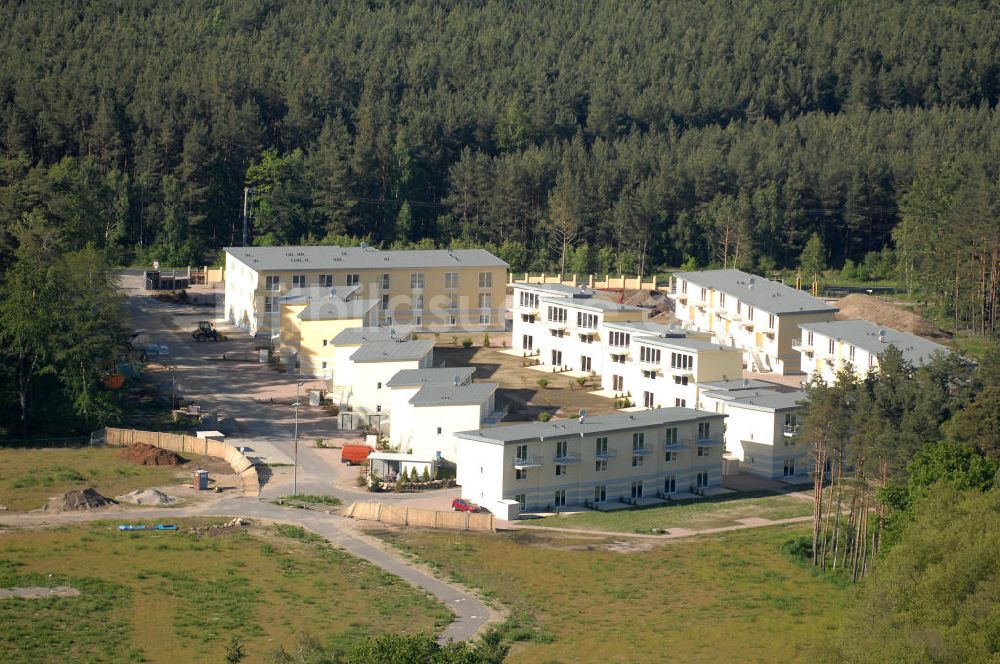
119,442,186,466
0,586,81,599
835,293,949,340
43,488,113,512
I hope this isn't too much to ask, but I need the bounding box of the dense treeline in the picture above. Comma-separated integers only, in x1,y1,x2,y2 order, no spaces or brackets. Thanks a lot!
2,0,999,277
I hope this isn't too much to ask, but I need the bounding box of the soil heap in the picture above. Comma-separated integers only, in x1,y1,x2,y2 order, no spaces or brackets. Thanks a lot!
44,488,112,512
835,294,950,340
116,489,178,506
119,443,186,466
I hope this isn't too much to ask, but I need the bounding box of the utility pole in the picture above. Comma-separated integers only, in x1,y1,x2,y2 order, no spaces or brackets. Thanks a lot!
242,187,254,247
293,381,303,495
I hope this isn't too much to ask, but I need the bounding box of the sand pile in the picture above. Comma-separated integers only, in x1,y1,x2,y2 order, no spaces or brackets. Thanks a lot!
116,489,178,506
119,443,186,466
44,488,113,512
835,294,950,340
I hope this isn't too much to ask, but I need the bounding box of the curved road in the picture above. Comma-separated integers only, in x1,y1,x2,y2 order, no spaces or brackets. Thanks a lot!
0,496,493,643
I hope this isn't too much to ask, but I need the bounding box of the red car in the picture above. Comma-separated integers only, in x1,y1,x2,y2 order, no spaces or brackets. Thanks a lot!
451,498,480,513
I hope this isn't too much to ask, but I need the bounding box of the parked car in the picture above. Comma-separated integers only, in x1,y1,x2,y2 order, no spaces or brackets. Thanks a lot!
142,343,170,357
451,498,480,513
341,444,374,466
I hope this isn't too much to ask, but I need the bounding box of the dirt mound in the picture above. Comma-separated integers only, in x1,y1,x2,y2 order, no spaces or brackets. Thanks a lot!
44,488,112,512
116,489,178,506
835,294,950,340
119,443,186,466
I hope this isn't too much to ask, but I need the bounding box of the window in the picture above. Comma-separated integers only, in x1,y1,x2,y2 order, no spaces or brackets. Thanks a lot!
556,464,566,476
478,293,492,309
264,296,276,313
768,313,775,329
736,300,742,314
580,333,595,344
550,329,565,338
783,458,795,477
665,450,677,463
609,331,631,347
444,272,459,289
556,440,568,458
410,272,425,289
516,444,528,461
515,468,527,480
612,354,626,364
380,273,390,290
293,275,306,288
807,330,814,345
631,481,643,499
642,369,657,379
698,422,711,440
719,293,726,307
384,316,392,325
381,294,390,310
519,291,539,308
595,459,607,472
265,275,280,291
697,446,709,457
675,398,687,407
670,352,693,370
681,280,687,294
514,494,526,509
576,312,598,329
633,432,645,449
673,375,689,385
554,490,566,508
639,346,661,364
551,349,562,366
447,294,459,309
828,338,835,354
632,432,645,467
377,382,382,389
319,274,333,287
747,305,754,320
436,427,442,435
665,427,678,444
700,287,707,301
643,391,655,408
322,339,328,347
414,294,424,310
479,314,491,325
523,335,533,351
849,345,856,361
612,375,624,391
479,272,493,288
415,315,422,326
321,361,328,369
581,356,592,372
449,315,458,326
346,274,360,286
547,306,567,323
594,485,606,503
664,476,676,494
696,471,709,488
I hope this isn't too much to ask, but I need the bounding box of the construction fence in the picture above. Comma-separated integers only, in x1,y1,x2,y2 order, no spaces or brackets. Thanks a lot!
343,501,495,532
97,427,260,497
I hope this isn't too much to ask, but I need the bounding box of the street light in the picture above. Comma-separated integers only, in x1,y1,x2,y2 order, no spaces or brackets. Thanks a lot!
293,381,304,495
170,366,177,411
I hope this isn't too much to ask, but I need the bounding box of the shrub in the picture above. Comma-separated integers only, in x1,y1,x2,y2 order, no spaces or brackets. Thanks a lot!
538,412,551,422
482,333,491,347
421,467,431,482
536,378,549,389
461,338,473,348
314,438,325,448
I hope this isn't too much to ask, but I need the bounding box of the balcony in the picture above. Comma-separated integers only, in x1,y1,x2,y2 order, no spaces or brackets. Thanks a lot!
667,366,694,377
595,448,617,460
665,288,687,302
512,456,544,469
694,436,725,447
663,441,684,451
547,320,567,331
783,424,801,437
718,310,742,322
739,318,755,330
791,338,813,354
553,453,581,465
630,447,654,457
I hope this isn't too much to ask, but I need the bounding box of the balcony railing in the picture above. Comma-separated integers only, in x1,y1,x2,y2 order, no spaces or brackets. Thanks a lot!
553,453,581,464
630,447,654,457
513,456,544,469
783,424,801,436
694,436,725,447
595,448,617,460
663,441,684,451
791,338,813,353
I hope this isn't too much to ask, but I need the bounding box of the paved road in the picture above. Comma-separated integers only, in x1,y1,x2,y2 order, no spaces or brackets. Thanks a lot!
0,497,494,643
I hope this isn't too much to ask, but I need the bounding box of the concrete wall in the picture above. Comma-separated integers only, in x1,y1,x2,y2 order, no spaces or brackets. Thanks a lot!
344,501,495,532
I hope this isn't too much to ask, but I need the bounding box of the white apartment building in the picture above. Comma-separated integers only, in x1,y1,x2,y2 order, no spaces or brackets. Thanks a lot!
795,319,952,384
326,326,415,388
335,338,434,414
455,408,726,518
699,384,810,480
668,269,837,374
224,245,508,337
389,382,501,461
511,283,649,374
600,323,743,409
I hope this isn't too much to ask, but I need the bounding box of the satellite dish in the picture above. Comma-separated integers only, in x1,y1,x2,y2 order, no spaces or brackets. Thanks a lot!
453,375,460,386
748,276,756,290
878,329,887,343
579,409,586,418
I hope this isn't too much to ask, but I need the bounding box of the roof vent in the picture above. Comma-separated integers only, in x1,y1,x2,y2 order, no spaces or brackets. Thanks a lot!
748,277,756,290
453,375,461,386
742,378,750,389
579,409,586,424
878,329,886,343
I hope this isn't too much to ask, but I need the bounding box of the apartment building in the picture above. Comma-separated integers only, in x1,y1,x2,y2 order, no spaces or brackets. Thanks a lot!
275,286,379,377
334,338,434,414
601,323,743,409
326,326,414,388
455,408,726,518
224,245,508,336
389,382,501,461
699,384,809,480
511,283,649,374
668,269,837,374
795,319,952,384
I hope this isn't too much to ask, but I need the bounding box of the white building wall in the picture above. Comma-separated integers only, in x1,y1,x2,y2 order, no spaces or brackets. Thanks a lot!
345,359,427,414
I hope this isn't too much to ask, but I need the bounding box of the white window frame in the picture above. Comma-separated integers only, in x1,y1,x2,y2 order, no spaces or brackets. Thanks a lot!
410,272,425,290
479,272,493,288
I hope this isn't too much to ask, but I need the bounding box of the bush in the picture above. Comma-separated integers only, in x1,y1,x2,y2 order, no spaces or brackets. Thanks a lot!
483,333,491,347
421,467,431,482
314,438,325,448
536,378,549,389
461,338,473,348
538,412,551,422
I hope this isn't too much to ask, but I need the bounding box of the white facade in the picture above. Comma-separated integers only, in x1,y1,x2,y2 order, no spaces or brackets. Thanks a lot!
668,269,837,374
337,340,434,414
795,319,952,384
699,386,809,480
389,383,499,461
456,408,726,517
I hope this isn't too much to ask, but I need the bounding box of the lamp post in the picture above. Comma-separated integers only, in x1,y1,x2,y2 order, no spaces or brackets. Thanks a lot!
293,381,303,495
170,366,177,411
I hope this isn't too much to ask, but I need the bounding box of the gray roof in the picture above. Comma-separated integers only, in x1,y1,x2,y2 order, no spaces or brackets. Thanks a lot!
636,335,731,352
603,320,684,337
225,246,507,271
513,282,583,295
386,367,476,388
674,269,837,315
279,285,360,304
409,383,497,407
331,326,414,346
540,295,645,314
456,407,725,445
299,298,378,321
799,319,950,366
349,339,434,363
705,389,807,412
696,378,788,392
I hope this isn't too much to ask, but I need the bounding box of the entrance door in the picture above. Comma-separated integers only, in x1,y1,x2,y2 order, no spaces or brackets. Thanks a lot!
523,334,533,351
783,458,795,477
580,355,592,372
552,349,562,367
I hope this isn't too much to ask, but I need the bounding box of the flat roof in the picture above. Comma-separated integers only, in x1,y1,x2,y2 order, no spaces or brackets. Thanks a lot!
368,451,437,463
704,389,807,412
635,335,730,352
299,298,378,321
279,285,361,304
602,320,684,336
349,339,434,363
456,407,725,445
331,326,414,346
225,246,507,272
386,367,476,388
539,295,645,314
512,282,582,295
798,319,951,366
674,269,837,315
409,382,497,407
696,378,788,392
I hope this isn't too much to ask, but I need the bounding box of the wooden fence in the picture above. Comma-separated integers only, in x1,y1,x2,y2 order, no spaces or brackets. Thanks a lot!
342,501,495,532
98,427,260,497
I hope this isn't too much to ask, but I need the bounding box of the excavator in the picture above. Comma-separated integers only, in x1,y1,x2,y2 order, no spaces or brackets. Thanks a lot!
191,321,226,342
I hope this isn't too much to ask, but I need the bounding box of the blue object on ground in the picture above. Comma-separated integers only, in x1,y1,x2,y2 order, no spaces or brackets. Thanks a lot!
118,524,146,531
154,524,178,531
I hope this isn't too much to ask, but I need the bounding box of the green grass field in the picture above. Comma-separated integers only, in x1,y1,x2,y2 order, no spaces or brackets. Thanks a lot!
376,524,851,663
531,491,813,534
0,520,451,663
0,447,185,511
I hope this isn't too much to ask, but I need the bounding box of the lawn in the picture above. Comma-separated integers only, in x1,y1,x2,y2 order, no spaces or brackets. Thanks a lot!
0,447,185,511
0,520,451,663
530,490,813,534
376,524,851,664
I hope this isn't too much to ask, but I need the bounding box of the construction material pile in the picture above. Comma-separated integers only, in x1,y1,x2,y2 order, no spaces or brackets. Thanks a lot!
118,443,186,466
835,294,950,340
44,488,113,512
116,489,178,506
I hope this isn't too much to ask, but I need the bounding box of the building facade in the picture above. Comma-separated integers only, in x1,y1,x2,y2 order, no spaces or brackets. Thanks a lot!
389,382,500,461
668,269,837,374
335,339,435,414
456,408,726,517
224,246,508,337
